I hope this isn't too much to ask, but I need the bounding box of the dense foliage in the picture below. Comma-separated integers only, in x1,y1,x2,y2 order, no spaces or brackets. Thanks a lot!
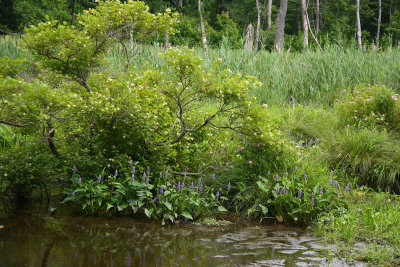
2,0,400,51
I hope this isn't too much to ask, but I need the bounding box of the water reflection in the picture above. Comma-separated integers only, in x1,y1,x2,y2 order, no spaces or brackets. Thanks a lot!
0,211,352,266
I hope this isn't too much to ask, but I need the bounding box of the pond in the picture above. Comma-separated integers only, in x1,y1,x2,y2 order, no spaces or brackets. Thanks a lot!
0,208,357,266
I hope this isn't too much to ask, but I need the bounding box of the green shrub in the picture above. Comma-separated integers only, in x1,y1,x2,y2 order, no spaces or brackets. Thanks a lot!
0,57,27,77
336,84,400,131
0,144,59,198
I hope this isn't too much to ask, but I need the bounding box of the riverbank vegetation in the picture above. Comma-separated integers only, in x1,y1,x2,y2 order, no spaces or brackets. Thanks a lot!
1,0,400,265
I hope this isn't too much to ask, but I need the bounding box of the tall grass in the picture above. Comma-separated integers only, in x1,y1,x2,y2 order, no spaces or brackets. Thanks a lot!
107,43,400,105
2,34,400,105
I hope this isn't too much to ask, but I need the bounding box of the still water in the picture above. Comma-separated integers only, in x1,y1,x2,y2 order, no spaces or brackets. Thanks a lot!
0,210,350,266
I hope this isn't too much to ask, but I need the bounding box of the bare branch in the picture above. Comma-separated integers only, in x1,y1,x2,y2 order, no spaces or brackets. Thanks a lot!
0,120,31,127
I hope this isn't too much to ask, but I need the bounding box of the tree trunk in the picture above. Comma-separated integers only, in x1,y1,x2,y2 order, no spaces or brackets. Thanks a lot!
301,0,308,48
245,23,254,51
356,0,362,50
198,0,208,52
46,121,60,159
389,0,394,28
267,0,273,29
179,0,183,7
255,0,262,52
315,0,320,34
165,31,169,52
274,0,289,52
71,0,77,23
377,0,382,46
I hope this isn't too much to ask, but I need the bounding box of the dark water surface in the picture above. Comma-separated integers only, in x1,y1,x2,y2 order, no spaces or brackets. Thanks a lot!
0,210,352,266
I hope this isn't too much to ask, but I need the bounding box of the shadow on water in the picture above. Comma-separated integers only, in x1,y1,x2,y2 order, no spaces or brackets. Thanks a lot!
0,202,361,267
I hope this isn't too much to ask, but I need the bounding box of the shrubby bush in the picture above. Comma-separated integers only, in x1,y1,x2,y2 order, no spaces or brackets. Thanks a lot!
336,84,400,131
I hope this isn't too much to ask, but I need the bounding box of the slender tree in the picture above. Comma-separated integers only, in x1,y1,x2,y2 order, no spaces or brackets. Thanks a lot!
274,0,289,52
301,0,308,48
377,0,382,47
315,0,320,34
71,0,77,23
267,0,273,29
198,0,208,52
255,0,261,52
356,0,362,49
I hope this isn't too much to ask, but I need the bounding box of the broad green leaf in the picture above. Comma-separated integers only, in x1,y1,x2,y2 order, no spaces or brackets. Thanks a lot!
181,212,193,220
144,208,153,218
218,206,228,212
164,201,172,210
259,204,268,215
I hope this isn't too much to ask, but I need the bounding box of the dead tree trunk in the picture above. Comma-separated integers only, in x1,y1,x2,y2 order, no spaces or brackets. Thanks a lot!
274,0,289,52
165,31,169,52
198,0,208,52
301,0,309,48
356,0,362,50
267,0,273,29
245,23,254,52
377,0,382,47
255,0,262,52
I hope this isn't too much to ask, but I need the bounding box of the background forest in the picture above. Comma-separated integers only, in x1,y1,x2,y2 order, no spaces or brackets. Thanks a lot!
1,0,400,50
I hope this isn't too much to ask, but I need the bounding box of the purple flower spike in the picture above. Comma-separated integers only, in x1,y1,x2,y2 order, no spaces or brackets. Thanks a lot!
216,191,220,200
294,167,298,171
334,181,338,187
212,174,215,181
227,182,231,191
143,172,147,178
275,174,279,181
267,170,271,175
72,191,75,198
185,166,188,172
198,178,202,184
131,174,135,182
160,186,164,194
330,170,334,176
129,160,133,167
97,175,101,183
199,183,203,193
285,172,289,177
146,178,149,185
291,179,294,184
78,177,82,185
147,166,150,176
345,183,351,192
304,174,308,179
165,170,168,178
152,197,157,203
330,177,334,185
73,165,77,174
114,169,118,177
177,182,181,191
276,186,280,195
311,198,315,207
282,186,286,195
298,189,302,198
190,182,195,190
132,166,136,174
